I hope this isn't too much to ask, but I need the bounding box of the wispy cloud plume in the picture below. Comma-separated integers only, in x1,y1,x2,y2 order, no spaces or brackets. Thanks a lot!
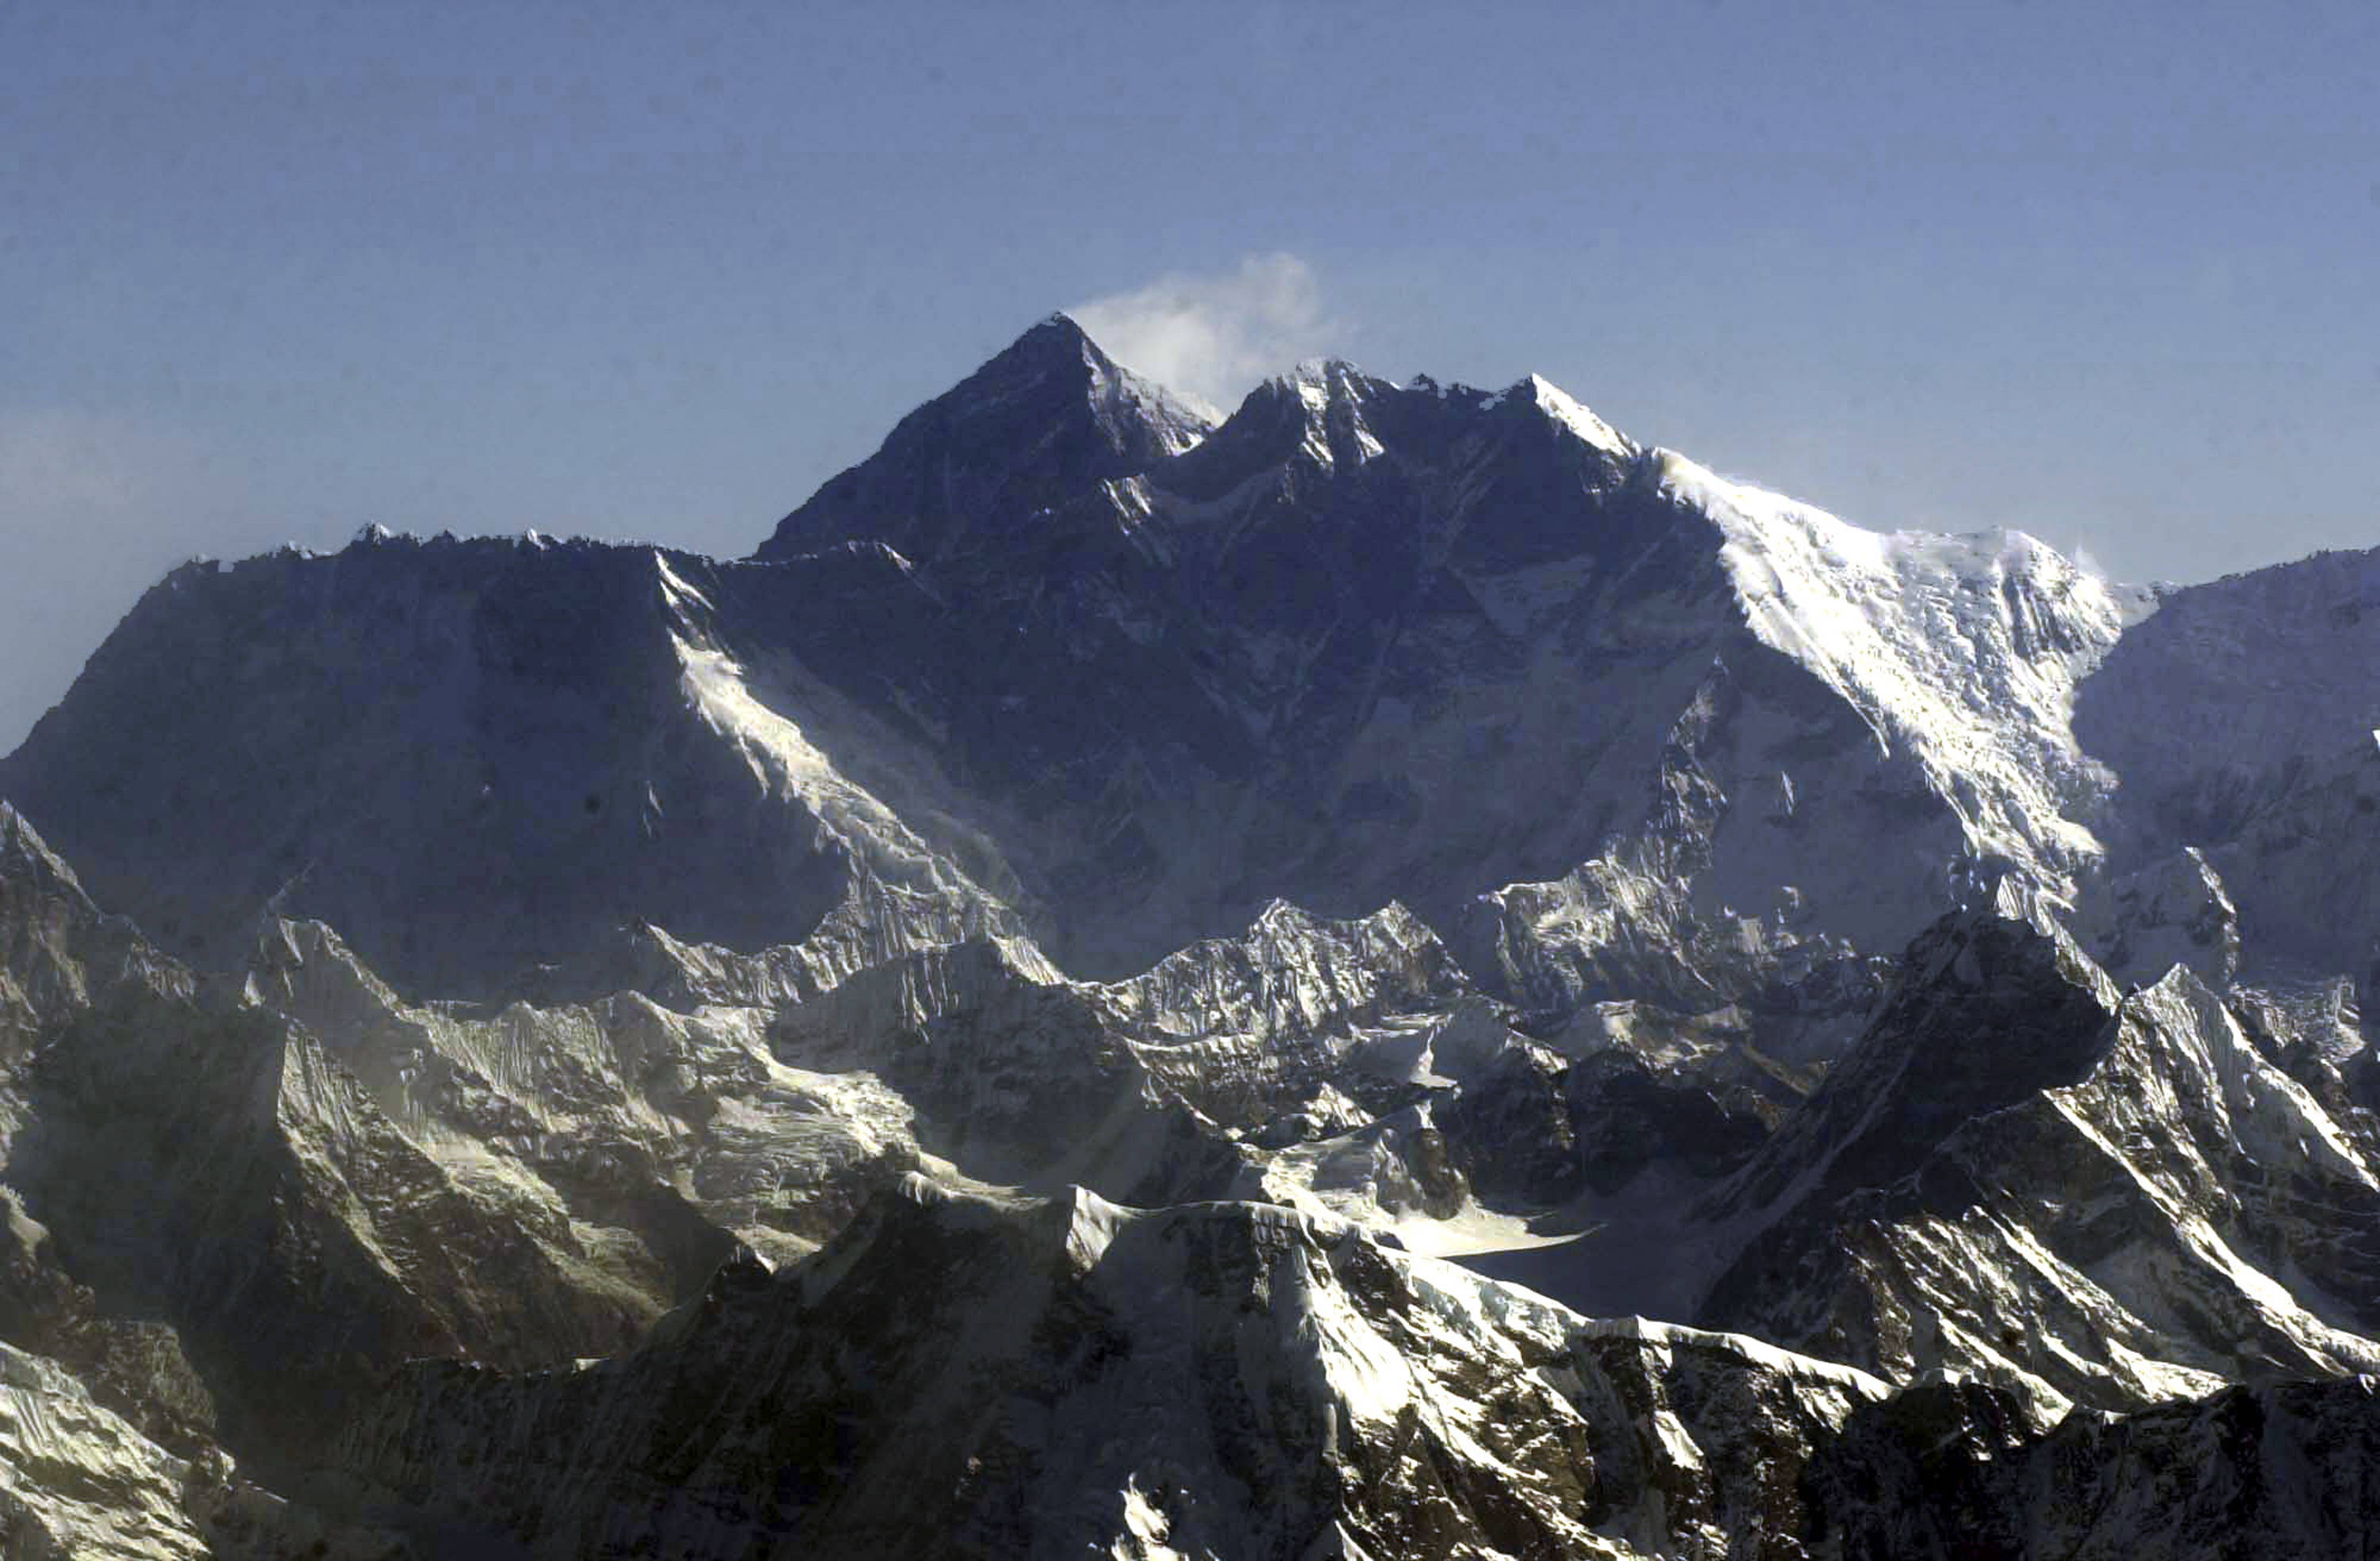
1070,252,1345,412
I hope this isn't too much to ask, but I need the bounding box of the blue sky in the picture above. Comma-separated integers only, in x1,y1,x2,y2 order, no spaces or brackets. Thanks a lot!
5,0,2376,748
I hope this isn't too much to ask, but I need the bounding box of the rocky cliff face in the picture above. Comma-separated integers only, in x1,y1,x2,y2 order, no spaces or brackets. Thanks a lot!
1806,1374,2380,1560
324,1179,2380,1560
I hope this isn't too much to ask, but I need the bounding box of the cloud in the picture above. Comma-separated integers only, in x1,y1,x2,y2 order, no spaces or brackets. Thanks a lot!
1069,252,1344,412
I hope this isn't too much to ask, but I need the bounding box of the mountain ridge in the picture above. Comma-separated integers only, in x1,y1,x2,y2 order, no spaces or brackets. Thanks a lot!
0,316,2144,1003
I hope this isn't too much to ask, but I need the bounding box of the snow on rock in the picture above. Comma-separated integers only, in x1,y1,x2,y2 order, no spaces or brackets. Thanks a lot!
0,324,2154,1038
246,915,918,1266
2072,844,2241,988
1524,373,1635,462
0,1342,391,1560
660,554,1043,970
2071,543,2380,982
755,313,1213,566
0,818,746,1484
1694,911,2380,1414
14,311,2380,1555
330,1179,1883,1559
1656,448,2144,900
1,1343,221,1561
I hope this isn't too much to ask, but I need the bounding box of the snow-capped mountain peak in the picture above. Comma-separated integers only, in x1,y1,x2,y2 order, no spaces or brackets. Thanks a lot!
754,314,1214,564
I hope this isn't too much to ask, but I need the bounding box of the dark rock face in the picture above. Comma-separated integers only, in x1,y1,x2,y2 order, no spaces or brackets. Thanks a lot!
757,313,1214,567
1807,1376,2380,1561
1718,911,2123,1217
1565,1047,1780,1194
1801,1379,2041,1561
0,1186,218,1459
2,320,2066,1007
323,1181,2380,1561
2074,547,2380,837
1435,1043,1583,1203
0,539,855,999
1981,1378,2380,1560
753,348,1793,991
330,1180,1882,1560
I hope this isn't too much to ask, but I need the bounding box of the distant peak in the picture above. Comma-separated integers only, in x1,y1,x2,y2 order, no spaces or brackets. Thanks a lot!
753,311,1211,561
1286,356,1368,389
992,311,1107,375
1272,359,1388,420
0,800,94,907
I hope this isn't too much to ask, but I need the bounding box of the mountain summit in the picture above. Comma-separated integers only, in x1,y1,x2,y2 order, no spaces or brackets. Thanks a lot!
755,313,1213,566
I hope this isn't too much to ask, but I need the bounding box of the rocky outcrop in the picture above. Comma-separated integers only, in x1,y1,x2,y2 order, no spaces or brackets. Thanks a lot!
0,1341,401,1561
1699,912,2380,1415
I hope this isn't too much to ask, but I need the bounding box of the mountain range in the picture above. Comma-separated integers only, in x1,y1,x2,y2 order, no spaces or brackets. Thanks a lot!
2,313,2376,1557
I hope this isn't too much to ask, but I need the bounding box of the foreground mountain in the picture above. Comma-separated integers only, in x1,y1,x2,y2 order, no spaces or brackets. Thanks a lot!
323,1179,2380,1560
326,1177,1882,1559
5,313,2380,1553
1699,907,2380,1414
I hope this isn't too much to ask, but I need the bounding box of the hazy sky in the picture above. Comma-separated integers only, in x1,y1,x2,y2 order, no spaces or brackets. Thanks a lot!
6,0,2377,750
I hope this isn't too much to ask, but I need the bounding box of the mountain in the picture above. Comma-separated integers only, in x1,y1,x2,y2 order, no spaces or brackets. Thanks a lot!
1806,1374,2380,1560
6,313,2380,1554
0,320,2140,1015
